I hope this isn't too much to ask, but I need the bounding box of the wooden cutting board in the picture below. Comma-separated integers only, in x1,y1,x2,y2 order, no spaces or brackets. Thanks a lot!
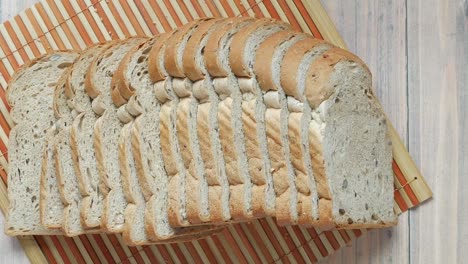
0,0,432,263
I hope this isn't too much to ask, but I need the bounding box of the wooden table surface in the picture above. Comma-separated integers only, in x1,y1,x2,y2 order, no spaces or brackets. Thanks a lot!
0,0,466,263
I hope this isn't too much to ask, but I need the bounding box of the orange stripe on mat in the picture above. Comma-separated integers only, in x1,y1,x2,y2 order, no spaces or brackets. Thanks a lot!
246,0,263,17
0,33,20,71
204,0,221,17
106,0,131,37
292,226,318,262
35,3,66,50
127,246,145,264
59,0,94,46
25,8,53,52
232,224,262,263
107,234,127,261
353,229,363,237
0,167,8,184
210,235,233,264
13,16,41,57
153,244,174,264
261,0,281,20
276,224,304,263
394,186,409,212
198,238,220,263
184,242,203,263
324,231,340,250
221,229,249,264
78,236,101,264
189,1,206,18
90,0,119,39
91,234,115,263
233,0,249,17
63,237,87,264
338,229,351,244
50,236,72,264
3,21,29,62
134,1,159,34
45,0,82,49
146,0,173,31
75,0,106,42
292,0,323,39
169,243,188,263
277,0,302,31
119,0,146,36
258,219,285,256
35,236,58,264
162,0,183,26
393,160,408,186
141,246,159,263
177,0,194,21
218,1,235,17
306,228,328,258
241,223,274,263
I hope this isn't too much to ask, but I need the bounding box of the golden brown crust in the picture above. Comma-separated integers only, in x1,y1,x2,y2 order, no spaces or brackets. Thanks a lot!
204,17,255,77
148,32,174,82
305,47,369,109
110,45,136,106
182,18,224,81
254,31,304,91
229,18,291,77
164,19,210,78
280,36,329,99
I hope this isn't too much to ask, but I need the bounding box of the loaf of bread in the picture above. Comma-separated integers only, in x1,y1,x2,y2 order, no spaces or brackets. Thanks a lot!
5,17,396,243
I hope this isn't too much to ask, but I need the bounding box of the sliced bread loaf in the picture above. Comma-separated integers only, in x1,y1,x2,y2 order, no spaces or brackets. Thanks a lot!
86,37,147,232
181,18,231,224
68,43,116,229
203,17,257,220
6,51,79,235
227,18,292,218
58,44,111,235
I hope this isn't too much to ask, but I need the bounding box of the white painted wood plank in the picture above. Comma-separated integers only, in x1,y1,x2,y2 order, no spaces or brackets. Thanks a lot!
407,0,467,263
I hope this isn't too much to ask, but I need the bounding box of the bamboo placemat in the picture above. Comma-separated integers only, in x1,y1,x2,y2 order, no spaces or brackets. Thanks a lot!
0,0,432,263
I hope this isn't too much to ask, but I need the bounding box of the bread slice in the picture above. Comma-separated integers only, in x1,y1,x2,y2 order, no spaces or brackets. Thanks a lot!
67,43,117,229
6,51,79,235
181,18,234,224
204,18,257,220
40,69,71,229
253,32,328,225
57,44,111,235
162,18,216,227
86,37,147,233
227,18,292,219
280,44,396,227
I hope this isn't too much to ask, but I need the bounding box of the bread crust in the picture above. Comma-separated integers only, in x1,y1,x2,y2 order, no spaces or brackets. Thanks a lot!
204,17,255,77
280,36,329,99
182,18,224,81
305,47,369,109
148,32,174,82
229,18,291,77
164,19,211,78
255,31,305,91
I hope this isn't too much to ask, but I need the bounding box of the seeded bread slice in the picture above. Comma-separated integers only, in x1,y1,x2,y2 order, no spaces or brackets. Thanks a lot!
6,51,79,235
227,18,292,219
280,46,397,228
181,18,233,224
57,44,111,235
86,37,147,233
204,18,256,220
40,69,72,229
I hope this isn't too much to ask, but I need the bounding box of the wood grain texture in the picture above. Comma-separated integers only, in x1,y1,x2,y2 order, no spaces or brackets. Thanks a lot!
407,1,467,264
